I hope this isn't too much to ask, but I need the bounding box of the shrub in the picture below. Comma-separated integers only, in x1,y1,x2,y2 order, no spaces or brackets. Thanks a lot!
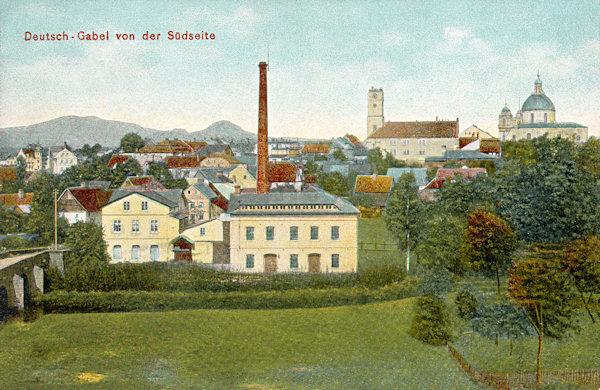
455,290,478,319
409,295,451,345
0,236,29,250
356,263,405,289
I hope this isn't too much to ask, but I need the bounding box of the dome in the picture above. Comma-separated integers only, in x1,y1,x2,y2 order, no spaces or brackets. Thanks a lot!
500,106,512,115
522,93,555,111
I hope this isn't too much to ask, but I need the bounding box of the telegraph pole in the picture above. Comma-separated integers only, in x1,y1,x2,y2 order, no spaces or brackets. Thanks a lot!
406,197,410,273
54,188,58,250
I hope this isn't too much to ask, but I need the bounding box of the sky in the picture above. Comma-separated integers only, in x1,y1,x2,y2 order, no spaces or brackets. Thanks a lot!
0,0,598,140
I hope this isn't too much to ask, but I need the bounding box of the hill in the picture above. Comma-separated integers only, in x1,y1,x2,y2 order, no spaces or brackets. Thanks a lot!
0,116,256,148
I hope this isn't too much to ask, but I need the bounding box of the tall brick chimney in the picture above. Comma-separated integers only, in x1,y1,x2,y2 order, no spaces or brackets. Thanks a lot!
257,61,269,194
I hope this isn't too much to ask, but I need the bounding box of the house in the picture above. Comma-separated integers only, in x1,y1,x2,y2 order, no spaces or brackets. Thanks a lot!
182,181,223,224
0,190,34,214
459,125,501,156
424,168,487,189
364,119,460,162
424,149,498,168
301,142,332,160
169,217,230,264
227,185,359,273
57,186,113,225
197,144,233,157
352,174,394,208
102,189,187,263
47,146,78,174
386,168,429,188
121,176,165,190
228,165,256,189
137,138,195,154
17,146,43,172
199,153,240,168
107,155,131,168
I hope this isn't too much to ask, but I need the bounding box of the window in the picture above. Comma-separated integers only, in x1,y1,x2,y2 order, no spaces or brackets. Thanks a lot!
266,226,275,240
419,151,425,155
512,135,516,140
290,254,298,269
113,220,121,232
373,103,377,108
190,215,195,223
141,201,148,211
544,113,548,123
403,150,410,155
246,226,254,241
113,245,121,260
531,113,534,123
331,254,340,268
246,254,254,268
123,201,130,211
442,145,447,150
131,245,140,261
331,226,339,240
418,139,426,146
132,220,139,233
502,118,506,125
200,228,206,236
290,226,298,241
150,220,158,233
150,245,159,261
527,133,532,140
310,226,319,240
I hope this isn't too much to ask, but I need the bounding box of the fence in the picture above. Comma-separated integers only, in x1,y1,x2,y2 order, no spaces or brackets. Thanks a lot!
448,343,600,389
358,241,399,252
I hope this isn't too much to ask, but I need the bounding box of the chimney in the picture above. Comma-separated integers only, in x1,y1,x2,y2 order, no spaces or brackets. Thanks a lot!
257,61,269,194
234,185,241,194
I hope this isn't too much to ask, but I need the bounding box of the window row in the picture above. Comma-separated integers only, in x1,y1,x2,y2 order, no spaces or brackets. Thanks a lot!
112,245,159,261
245,225,339,241
113,219,158,233
122,200,149,211
245,254,339,269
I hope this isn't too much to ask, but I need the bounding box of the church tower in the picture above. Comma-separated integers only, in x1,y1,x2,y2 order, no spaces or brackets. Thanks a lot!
367,87,384,136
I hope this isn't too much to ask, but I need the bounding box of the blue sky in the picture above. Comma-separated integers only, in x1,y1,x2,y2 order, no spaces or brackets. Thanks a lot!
1,0,598,139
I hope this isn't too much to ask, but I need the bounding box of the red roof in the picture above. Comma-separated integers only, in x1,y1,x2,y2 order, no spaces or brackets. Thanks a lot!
345,134,362,146
354,175,394,193
208,183,229,211
480,139,501,154
459,137,477,149
0,166,17,181
138,139,194,154
165,156,201,168
68,188,113,211
302,143,331,154
0,192,33,206
122,176,165,190
107,155,131,168
267,162,297,183
368,120,458,139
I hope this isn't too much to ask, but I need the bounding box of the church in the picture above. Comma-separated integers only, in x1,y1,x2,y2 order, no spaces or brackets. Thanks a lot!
498,75,588,143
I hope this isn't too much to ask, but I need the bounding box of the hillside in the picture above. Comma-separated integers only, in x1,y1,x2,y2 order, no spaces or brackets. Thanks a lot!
0,116,256,148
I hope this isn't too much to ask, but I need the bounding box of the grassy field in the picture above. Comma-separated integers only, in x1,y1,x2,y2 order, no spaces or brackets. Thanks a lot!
0,299,479,390
358,217,404,269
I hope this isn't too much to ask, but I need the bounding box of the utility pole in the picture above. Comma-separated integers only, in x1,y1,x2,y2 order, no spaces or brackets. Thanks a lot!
54,188,58,250
406,197,410,273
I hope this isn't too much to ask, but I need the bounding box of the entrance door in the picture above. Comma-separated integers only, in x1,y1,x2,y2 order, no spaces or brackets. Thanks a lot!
173,239,192,262
308,254,321,273
264,254,277,274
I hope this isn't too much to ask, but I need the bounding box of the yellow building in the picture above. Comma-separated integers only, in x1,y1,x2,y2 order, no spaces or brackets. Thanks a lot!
17,146,43,172
228,165,256,189
228,186,359,273
170,218,230,265
101,189,187,263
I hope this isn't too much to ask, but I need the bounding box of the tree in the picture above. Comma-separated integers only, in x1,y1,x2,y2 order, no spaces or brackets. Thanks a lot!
508,258,578,387
460,209,516,297
24,172,69,245
0,208,25,234
120,132,145,153
409,295,451,345
384,173,426,273
146,161,187,189
110,158,142,188
332,149,347,162
576,138,600,179
16,157,27,182
64,222,109,267
562,236,600,323
471,302,533,355
455,290,478,319
418,213,469,275
316,172,350,197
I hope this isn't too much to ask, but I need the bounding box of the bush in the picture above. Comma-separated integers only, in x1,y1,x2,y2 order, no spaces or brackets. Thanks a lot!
409,295,451,345
37,280,418,313
455,290,478,319
356,263,405,289
0,236,29,250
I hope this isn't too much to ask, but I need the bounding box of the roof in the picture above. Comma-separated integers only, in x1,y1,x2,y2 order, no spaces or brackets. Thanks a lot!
435,168,487,180
107,189,182,209
122,176,165,190
0,192,34,206
480,139,501,154
107,155,131,167
207,183,229,211
187,141,207,151
386,168,428,187
228,185,359,216
86,180,111,190
302,143,331,154
443,150,497,161
166,156,202,168
367,120,458,139
205,153,240,164
191,182,218,200
500,106,512,115
522,94,555,111
354,175,394,194
194,168,233,184
345,134,362,146
138,139,194,154
235,154,257,166
267,162,297,183
21,149,37,157
0,166,17,181
517,122,587,129
64,187,113,212
197,145,232,157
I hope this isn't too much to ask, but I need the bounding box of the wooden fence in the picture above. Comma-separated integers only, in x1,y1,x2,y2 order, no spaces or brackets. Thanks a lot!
448,343,600,389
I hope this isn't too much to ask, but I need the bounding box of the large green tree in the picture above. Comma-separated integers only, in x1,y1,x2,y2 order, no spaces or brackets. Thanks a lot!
418,213,468,275
562,236,600,323
316,172,350,197
64,222,109,267
460,209,516,297
409,295,451,345
24,172,69,245
110,158,142,188
120,132,145,153
508,258,578,387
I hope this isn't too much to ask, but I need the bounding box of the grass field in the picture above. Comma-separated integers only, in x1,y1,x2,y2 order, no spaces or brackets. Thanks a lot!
358,217,404,269
0,300,479,390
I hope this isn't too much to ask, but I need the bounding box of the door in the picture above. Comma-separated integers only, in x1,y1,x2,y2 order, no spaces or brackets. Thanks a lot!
308,254,321,273
173,239,192,262
264,254,277,274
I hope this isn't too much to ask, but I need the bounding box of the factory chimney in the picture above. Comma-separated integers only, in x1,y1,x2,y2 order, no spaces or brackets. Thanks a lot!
257,61,269,194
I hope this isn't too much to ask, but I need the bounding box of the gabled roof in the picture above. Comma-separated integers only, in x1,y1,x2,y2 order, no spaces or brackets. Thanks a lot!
166,156,202,169
386,168,429,187
345,134,362,146
0,192,34,206
107,155,131,168
63,187,113,212
121,176,165,190
194,168,233,184
197,144,233,157
0,166,17,181
138,139,194,154
302,143,331,154
207,183,229,211
187,141,207,151
107,189,182,209
205,153,240,164
354,175,394,194
191,182,218,200
480,139,501,154
267,162,297,183
368,120,458,139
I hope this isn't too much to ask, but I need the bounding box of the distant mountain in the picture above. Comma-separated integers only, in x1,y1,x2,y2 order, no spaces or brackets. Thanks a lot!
0,116,256,148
